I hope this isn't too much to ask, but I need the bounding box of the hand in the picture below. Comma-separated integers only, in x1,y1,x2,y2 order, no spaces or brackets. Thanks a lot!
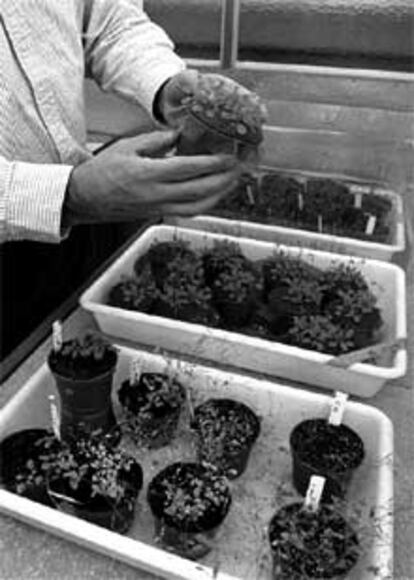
63,130,240,227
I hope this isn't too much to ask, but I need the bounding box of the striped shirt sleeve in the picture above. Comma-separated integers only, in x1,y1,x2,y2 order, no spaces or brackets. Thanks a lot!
83,0,185,119
0,155,72,243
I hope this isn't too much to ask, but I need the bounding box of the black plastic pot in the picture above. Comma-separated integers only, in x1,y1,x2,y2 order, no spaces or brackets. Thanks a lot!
177,113,260,162
268,502,360,579
0,428,54,506
289,418,365,501
48,459,143,534
147,462,231,559
50,367,118,442
193,398,261,479
118,373,185,449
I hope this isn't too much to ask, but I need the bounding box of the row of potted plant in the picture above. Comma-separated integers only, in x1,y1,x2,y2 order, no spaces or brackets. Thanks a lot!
212,171,395,244
0,332,368,577
108,238,383,357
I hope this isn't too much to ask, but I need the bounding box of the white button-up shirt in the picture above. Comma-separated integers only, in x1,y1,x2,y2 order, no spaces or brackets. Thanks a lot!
0,0,184,243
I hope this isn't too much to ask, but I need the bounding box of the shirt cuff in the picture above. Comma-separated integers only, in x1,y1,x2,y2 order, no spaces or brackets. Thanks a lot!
2,161,73,243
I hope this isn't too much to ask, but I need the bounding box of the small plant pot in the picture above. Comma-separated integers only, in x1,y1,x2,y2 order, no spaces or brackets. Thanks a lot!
268,502,360,579
0,428,54,506
118,372,185,449
47,334,119,441
192,398,261,479
214,295,255,328
47,458,142,534
51,368,118,441
289,418,365,501
147,462,231,560
175,75,265,162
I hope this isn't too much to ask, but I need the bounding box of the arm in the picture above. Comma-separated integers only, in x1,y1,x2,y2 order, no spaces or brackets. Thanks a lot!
0,155,72,244
82,0,185,119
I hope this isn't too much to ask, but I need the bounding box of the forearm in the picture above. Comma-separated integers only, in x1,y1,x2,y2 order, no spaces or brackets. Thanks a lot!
83,0,185,119
0,156,72,244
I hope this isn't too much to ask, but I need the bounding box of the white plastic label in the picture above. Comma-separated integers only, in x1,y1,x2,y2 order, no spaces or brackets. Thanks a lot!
328,391,349,425
48,395,61,440
129,357,141,385
52,321,63,352
354,192,362,208
304,475,326,511
317,214,323,233
246,184,255,205
365,214,377,235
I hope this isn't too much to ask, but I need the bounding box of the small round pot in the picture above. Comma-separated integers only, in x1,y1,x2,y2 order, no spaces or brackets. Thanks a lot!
289,418,365,501
192,398,261,479
47,459,143,534
118,373,185,449
50,367,118,441
147,462,231,559
268,502,360,579
0,428,54,506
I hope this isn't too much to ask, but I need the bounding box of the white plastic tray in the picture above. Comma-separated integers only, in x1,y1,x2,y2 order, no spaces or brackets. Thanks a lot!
0,346,394,580
170,181,405,263
80,225,407,397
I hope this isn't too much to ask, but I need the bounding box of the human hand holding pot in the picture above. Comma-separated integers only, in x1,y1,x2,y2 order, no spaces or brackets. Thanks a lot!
63,130,240,227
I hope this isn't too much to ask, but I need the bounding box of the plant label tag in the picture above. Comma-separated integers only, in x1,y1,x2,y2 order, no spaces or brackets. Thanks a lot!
304,475,325,511
297,192,304,211
317,214,323,233
129,357,141,384
48,395,61,440
52,321,63,352
328,391,349,425
365,214,377,235
186,387,195,422
354,192,363,209
246,184,255,205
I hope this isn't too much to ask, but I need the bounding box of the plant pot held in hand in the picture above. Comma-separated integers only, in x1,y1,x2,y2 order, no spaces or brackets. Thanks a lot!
47,332,118,441
192,398,261,479
289,418,365,502
176,74,266,161
147,461,231,560
118,372,185,449
268,502,360,579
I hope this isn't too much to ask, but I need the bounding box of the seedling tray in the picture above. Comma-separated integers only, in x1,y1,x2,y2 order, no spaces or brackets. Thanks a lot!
80,225,407,397
0,346,393,580
170,169,405,262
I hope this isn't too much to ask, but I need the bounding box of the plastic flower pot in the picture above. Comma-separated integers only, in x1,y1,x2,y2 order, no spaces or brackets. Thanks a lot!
147,462,231,560
268,502,360,579
176,75,266,162
0,428,54,506
50,368,118,441
118,372,185,449
192,398,261,479
289,418,365,501
47,335,118,441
